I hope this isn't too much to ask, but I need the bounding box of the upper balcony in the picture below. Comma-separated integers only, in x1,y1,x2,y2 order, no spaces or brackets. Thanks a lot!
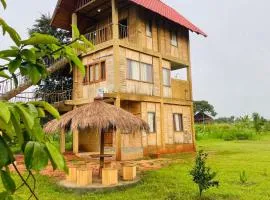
84,23,128,46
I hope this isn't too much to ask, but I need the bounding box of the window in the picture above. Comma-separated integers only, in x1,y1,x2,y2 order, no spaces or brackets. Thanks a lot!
163,68,171,86
140,63,153,82
128,59,140,81
173,113,183,132
127,59,153,83
84,61,106,84
146,20,152,37
171,31,178,46
148,112,156,133
101,61,106,80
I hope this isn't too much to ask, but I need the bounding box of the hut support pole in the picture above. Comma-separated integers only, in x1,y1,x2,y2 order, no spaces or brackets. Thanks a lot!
60,129,65,153
115,96,122,161
100,129,105,168
73,129,79,154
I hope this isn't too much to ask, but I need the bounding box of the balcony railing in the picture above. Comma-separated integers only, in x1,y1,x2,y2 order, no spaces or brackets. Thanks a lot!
84,24,113,46
119,24,128,39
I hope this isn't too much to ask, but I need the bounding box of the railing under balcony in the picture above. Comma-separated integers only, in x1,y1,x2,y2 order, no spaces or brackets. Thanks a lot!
84,23,129,46
119,24,128,39
84,24,113,46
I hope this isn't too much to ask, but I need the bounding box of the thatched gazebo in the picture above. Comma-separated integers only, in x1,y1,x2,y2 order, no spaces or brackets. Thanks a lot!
45,100,149,167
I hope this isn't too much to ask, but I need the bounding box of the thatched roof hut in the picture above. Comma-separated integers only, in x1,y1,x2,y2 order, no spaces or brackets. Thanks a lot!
44,100,149,134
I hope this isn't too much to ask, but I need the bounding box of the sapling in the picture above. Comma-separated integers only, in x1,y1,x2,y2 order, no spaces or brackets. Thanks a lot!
190,150,219,197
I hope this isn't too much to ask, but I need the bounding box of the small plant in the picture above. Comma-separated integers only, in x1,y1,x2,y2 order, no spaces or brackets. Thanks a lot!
190,150,219,197
239,170,248,184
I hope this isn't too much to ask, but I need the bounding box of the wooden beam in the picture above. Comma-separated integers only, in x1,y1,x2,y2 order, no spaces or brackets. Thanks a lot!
73,129,79,154
114,96,122,161
60,129,66,153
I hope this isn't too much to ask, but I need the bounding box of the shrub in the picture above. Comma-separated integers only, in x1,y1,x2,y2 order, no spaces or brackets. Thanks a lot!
190,150,219,197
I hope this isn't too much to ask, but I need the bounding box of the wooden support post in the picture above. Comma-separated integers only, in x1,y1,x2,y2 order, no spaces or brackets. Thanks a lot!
73,129,79,154
114,96,122,161
112,0,119,40
60,129,65,153
100,129,105,168
187,33,196,151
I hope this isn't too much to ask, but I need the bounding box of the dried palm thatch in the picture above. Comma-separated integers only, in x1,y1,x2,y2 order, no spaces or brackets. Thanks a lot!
44,100,149,134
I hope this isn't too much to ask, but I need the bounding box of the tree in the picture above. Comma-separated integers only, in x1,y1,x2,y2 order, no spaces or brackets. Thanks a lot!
28,13,70,43
190,150,219,197
28,14,72,100
194,100,217,117
0,1,93,199
252,113,265,133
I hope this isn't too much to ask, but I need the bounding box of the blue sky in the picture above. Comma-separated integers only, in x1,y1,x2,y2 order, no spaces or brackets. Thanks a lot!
1,0,270,118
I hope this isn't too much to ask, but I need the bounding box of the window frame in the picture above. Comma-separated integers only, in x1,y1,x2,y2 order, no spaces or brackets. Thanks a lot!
83,60,106,84
148,112,156,133
146,20,152,38
173,113,184,132
162,68,171,87
127,59,154,84
171,30,178,47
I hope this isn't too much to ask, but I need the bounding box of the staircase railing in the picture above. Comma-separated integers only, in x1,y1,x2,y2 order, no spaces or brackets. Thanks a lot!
0,57,68,101
9,90,73,104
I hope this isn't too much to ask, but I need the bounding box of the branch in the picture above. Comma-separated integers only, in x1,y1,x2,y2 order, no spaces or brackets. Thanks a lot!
12,162,39,200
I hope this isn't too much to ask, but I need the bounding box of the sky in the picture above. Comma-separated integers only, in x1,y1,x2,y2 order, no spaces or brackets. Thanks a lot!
0,0,270,118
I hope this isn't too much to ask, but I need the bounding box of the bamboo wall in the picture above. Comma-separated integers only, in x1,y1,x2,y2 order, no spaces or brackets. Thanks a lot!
163,104,193,145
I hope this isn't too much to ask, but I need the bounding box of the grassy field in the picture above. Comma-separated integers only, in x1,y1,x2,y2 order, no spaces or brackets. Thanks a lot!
1,135,270,200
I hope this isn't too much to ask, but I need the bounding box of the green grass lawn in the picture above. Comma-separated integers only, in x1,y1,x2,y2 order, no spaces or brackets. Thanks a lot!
1,135,270,200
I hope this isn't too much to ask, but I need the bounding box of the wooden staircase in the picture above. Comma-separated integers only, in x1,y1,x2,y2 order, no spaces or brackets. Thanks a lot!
0,58,70,102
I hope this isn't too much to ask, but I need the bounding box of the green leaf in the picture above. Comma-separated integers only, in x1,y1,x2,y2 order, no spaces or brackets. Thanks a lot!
28,64,41,84
22,33,59,45
8,57,22,73
64,46,85,75
0,50,19,58
21,49,36,64
80,35,94,49
45,142,67,173
0,136,15,168
0,18,21,46
0,170,16,193
1,0,6,9
37,107,45,118
10,113,23,146
31,118,45,142
15,104,34,130
24,142,48,171
0,71,10,79
71,25,80,38
0,101,10,124
30,101,60,119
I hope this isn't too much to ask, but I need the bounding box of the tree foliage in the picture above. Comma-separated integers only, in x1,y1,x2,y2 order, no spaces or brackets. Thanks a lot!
28,14,73,97
190,150,219,197
0,1,93,199
252,112,266,133
194,100,217,117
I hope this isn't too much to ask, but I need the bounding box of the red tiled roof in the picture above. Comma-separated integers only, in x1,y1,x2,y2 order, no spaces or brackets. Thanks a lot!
130,0,207,37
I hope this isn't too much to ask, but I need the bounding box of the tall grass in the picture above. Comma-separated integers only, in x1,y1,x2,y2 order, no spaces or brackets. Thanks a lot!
195,123,256,141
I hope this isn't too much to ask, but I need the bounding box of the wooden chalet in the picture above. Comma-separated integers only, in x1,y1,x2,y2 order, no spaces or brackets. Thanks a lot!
50,0,206,160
